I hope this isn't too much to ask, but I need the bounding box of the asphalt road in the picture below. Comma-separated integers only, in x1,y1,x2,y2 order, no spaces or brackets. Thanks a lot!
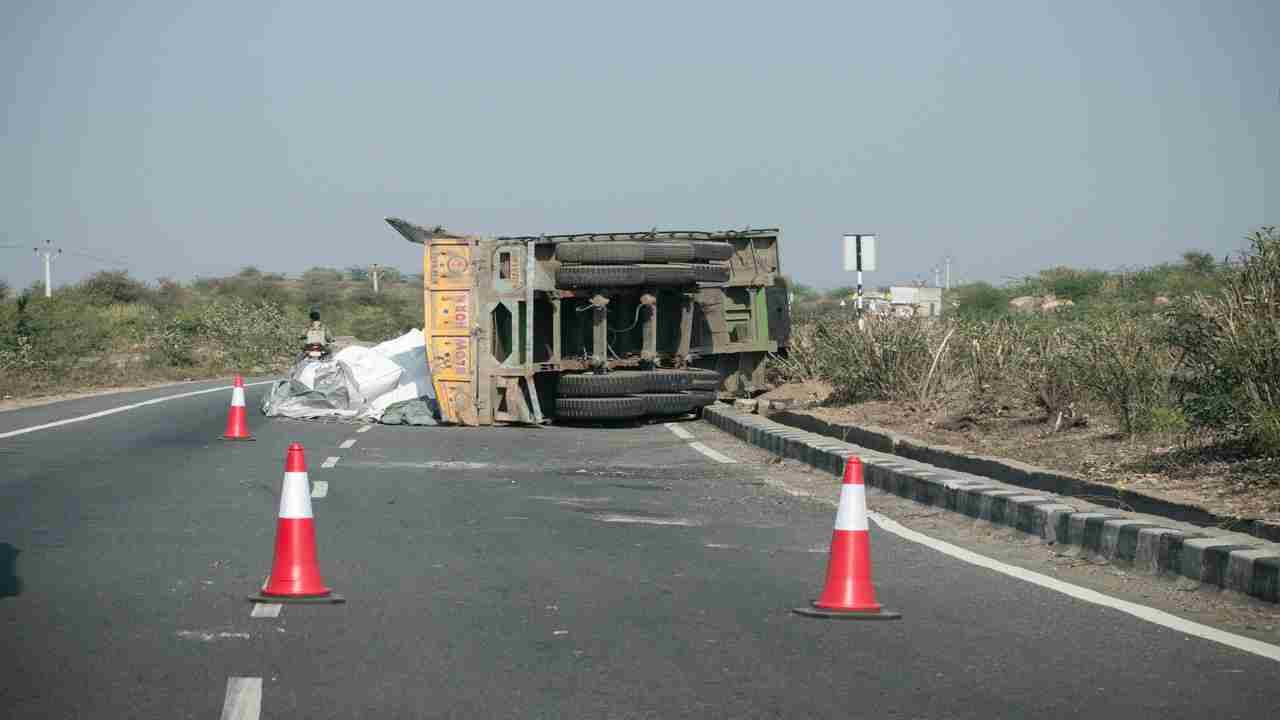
2,382,1279,718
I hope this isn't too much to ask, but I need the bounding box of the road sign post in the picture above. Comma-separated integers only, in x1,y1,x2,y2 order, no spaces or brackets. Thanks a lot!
842,233,877,314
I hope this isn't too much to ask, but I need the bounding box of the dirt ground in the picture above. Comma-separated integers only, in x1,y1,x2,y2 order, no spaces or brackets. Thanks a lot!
759,382,1280,526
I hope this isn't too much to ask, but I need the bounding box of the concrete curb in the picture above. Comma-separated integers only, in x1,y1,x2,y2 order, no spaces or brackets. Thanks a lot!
704,405,1280,604
766,409,1280,543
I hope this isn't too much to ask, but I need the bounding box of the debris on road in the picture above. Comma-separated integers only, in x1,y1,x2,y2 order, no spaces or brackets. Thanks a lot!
261,329,438,424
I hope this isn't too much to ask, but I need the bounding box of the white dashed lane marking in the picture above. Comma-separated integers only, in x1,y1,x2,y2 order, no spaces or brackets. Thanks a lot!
219,677,262,720
663,422,736,463
250,603,281,618
356,424,373,433
339,438,356,449
321,456,340,469
311,480,328,498
665,423,694,440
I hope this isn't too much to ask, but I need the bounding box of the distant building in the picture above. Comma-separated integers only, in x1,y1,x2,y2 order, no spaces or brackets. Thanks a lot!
888,286,943,317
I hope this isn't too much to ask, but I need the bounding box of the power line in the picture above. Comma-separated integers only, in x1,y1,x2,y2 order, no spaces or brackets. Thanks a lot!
62,247,132,267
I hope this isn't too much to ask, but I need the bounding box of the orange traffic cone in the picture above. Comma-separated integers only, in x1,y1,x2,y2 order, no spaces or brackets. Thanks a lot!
793,456,900,620
248,443,344,604
221,375,255,441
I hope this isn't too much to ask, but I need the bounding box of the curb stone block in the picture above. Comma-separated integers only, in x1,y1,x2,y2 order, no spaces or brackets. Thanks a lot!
978,489,1026,525
1038,505,1077,543
1101,520,1162,562
1068,513,1118,552
956,486,1002,518
1226,550,1280,600
1180,537,1256,584
1004,495,1053,534
1253,557,1280,602
1134,528,1183,574
1203,544,1259,588
1095,520,1157,561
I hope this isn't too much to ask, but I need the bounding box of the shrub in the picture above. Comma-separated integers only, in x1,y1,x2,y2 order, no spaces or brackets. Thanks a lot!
0,295,112,377
811,315,948,404
145,312,200,366
1071,313,1173,434
949,282,1007,319
199,298,301,369
1167,227,1280,451
79,270,150,304
954,318,1031,413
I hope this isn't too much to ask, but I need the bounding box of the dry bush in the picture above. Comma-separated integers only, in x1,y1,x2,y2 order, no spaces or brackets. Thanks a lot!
1070,313,1174,435
1168,227,1280,452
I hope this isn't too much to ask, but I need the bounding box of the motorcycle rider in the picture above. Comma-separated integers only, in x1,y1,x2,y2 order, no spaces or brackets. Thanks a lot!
302,309,334,354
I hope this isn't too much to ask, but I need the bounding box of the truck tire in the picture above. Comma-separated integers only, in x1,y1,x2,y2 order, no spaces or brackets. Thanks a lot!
558,371,651,397
641,392,696,416
640,265,696,286
646,370,693,392
556,265,644,288
689,241,735,262
556,396,646,420
682,368,723,391
556,242,695,264
687,389,718,407
693,264,730,284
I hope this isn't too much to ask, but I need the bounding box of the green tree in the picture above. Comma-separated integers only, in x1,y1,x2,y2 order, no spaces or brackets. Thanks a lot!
949,282,1008,319
79,270,149,304
1181,250,1217,275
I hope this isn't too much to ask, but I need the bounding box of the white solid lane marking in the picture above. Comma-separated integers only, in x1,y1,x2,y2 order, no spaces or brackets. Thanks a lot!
0,380,276,440
356,424,373,433
321,456,340,469
311,480,328,498
250,603,282,618
663,423,736,463
339,438,356,449
664,422,694,440
688,441,736,464
867,511,1280,663
595,514,697,526
220,677,262,720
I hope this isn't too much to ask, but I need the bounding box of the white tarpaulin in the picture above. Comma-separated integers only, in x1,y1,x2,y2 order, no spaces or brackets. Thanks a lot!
261,328,438,424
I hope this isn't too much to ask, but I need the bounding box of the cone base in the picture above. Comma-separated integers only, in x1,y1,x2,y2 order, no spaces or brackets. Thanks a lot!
248,591,345,605
220,435,257,441
792,605,901,620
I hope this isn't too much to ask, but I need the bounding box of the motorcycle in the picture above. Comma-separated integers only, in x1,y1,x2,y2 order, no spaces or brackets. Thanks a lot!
300,342,332,362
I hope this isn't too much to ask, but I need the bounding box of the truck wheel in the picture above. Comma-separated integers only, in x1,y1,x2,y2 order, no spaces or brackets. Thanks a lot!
689,241,735,261
641,392,696,416
556,396,646,420
646,370,693,392
556,265,645,288
640,265,696,286
693,264,730,284
687,390,718,407
558,371,651,397
556,242,695,264
677,368,722,391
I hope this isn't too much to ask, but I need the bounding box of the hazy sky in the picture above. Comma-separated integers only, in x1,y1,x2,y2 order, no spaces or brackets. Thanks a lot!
2,1,1275,292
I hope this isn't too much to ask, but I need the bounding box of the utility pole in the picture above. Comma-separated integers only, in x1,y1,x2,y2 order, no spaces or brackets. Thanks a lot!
33,240,61,298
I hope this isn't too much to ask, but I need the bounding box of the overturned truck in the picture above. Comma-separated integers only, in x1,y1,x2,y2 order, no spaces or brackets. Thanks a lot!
386,218,791,426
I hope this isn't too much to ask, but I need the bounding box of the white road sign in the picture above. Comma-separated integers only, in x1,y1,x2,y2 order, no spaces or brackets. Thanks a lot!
842,234,877,272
